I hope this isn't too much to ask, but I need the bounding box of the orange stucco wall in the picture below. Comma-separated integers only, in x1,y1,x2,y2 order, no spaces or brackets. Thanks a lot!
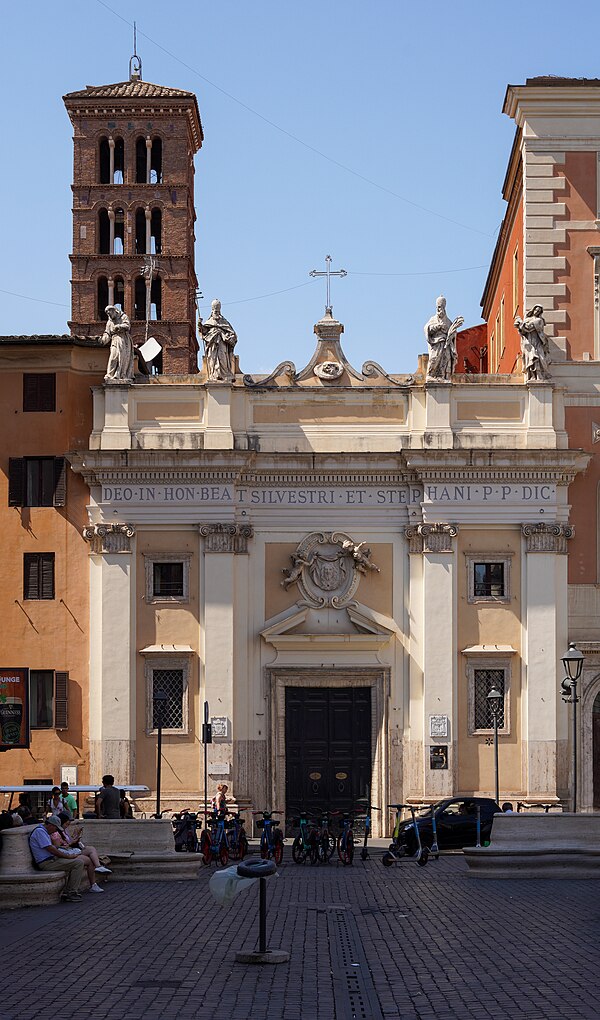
487,199,523,374
565,406,598,583
0,349,103,798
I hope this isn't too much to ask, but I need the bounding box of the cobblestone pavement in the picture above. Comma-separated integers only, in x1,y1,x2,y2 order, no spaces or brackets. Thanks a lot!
1,853,599,1020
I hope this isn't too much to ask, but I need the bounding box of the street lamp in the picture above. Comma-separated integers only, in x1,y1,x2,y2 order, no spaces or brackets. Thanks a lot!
153,688,168,817
561,642,584,813
487,686,503,806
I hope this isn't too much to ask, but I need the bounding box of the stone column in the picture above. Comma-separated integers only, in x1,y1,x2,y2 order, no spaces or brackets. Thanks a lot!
198,525,253,791
145,205,152,254
521,522,573,801
83,523,136,783
405,524,458,799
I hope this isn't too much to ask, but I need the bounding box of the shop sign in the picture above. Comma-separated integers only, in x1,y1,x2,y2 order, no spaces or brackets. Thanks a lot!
0,668,29,750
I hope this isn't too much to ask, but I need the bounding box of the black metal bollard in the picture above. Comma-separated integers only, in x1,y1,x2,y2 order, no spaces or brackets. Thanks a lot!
234,857,289,965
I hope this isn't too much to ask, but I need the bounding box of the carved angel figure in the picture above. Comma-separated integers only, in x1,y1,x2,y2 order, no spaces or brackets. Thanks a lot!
514,305,551,382
281,553,312,590
340,539,380,574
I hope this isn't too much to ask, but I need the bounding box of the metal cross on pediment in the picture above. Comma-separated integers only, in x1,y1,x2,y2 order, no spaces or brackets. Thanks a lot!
309,255,347,314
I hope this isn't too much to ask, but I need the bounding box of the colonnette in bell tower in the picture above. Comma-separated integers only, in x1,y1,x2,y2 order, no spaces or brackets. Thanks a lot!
63,58,203,374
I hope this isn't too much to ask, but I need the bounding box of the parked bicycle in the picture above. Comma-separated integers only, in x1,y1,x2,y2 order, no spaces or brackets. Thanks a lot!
312,809,336,864
290,811,318,865
227,811,249,861
336,810,356,865
254,810,284,864
172,810,201,853
201,810,229,866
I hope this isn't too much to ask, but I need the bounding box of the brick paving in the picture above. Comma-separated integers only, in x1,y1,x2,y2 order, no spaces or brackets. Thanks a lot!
0,854,599,1019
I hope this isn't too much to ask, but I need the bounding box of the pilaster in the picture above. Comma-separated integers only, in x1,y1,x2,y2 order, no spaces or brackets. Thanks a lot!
204,384,234,450
199,524,253,783
83,523,136,782
521,521,572,800
405,523,458,799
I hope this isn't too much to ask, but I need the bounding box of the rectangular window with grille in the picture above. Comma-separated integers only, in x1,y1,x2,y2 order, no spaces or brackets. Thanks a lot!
153,562,184,598
152,669,184,730
473,668,505,730
473,562,504,598
23,373,56,412
24,553,55,600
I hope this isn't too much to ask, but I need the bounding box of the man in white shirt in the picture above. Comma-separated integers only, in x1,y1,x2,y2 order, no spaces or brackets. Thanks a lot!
29,815,85,901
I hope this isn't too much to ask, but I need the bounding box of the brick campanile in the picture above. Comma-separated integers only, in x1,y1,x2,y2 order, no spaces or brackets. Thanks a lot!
63,68,203,374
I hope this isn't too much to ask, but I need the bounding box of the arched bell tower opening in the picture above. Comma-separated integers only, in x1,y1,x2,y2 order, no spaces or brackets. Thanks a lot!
63,58,203,374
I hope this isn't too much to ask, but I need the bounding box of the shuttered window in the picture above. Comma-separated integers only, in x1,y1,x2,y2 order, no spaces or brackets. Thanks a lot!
28,671,68,730
23,374,56,412
8,457,66,507
23,553,55,600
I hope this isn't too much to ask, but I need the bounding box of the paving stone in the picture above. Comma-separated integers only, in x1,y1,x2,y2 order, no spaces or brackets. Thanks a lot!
0,855,598,1018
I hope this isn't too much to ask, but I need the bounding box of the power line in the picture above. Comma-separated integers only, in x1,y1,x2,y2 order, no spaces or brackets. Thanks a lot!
1,261,488,313
0,288,68,308
94,0,493,239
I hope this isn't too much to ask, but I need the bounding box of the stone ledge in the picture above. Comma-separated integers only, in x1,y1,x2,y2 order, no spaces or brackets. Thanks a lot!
0,872,65,909
464,813,600,879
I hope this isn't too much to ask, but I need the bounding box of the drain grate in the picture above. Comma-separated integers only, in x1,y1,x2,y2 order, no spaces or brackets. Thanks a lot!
327,909,384,1020
135,980,181,988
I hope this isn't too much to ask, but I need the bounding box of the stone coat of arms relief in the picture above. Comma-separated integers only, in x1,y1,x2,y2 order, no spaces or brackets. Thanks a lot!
281,532,380,608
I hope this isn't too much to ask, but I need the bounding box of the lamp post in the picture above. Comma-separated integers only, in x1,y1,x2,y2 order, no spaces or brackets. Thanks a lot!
487,686,502,806
153,687,168,817
561,642,584,813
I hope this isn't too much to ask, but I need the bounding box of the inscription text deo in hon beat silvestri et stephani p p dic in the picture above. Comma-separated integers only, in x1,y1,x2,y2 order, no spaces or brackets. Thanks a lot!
99,483,556,506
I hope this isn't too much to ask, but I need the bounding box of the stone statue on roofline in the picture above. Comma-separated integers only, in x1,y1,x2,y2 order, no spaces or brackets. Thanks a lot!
101,305,135,384
514,305,551,382
199,299,237,381
424,296,464,381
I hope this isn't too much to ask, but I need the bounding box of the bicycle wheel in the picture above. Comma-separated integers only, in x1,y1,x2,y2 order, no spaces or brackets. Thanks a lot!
201,839,212,866
343,831,354,866
260,837,269,860
336,833,345,863
238,835,249,860
325,830,336,861
219,843,229,867
292,835,307,864
273,838,284,866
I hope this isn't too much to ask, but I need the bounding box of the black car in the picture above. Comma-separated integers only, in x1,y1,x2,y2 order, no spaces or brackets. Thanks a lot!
392,798,502,854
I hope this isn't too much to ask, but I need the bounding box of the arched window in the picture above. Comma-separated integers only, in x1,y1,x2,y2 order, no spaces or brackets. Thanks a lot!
99,138,110,184
135,208,147,254
151,209,162,254
134,275,162,321
135,136,163,183
134,276,146,320
114,276,125,312
113,138,124,184
97,277,109,320
98,209,110,254
150,138,162,184
113,208,125,255
151,277,162,320
135,137,147,184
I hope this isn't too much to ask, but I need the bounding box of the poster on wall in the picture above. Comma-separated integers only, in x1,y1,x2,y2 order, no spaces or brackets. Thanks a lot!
0,668,30,750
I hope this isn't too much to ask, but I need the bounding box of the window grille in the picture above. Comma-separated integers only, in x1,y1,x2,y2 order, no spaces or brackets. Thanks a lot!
152,670,184,730
473,562,505,597
153,561,184,597
473,669,505,729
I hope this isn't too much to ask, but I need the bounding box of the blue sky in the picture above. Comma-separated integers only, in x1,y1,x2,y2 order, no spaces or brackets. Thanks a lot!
1,1,599,373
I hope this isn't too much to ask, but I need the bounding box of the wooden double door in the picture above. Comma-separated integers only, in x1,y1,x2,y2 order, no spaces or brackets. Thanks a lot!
285,687,372,820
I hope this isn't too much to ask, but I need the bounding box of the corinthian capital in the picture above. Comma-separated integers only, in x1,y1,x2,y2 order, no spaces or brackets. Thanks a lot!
83,522,135,554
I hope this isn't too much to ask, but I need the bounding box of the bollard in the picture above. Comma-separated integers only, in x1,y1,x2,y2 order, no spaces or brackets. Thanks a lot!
234,857,289,965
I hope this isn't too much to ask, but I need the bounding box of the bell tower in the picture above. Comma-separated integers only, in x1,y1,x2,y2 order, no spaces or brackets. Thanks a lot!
63,55,203,374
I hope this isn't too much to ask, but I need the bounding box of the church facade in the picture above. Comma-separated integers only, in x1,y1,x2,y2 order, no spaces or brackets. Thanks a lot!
2,72,600,829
